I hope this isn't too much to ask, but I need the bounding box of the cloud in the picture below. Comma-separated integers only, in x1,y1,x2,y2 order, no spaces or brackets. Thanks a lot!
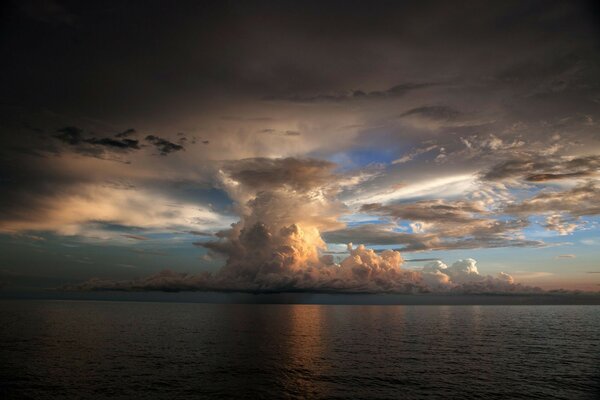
54,126,85,145
53,126,141,160
187,230,214,237
502,183,600,236
265,82,436,103
483,156,600,183
67,246,539,294
361,200,487,224
401,105,461,120
526,172,593,182
122,234,150,241
338,200,541,251
54,126,141,150
0,185,232,237
323,223,542,252
145,135,185,155
505,182,600,216
392,144,438,164
420,259,533,293
1,0,599,294
556,254,576,259
345,174,477,206
115,128,136,138
85,137,140,150
61,156,534,293
544,214,579,236
221,157,335,191
258,129,302,137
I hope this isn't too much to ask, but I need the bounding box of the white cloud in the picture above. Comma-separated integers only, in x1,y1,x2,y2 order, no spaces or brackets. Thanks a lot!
0,185,235,239
346,174,477,206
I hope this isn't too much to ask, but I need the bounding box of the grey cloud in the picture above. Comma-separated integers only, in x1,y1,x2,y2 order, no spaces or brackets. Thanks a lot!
400,105,461,121
357,200,535,250
145,135,185,156
504,182,600,217
86,137,140,150
221,116,275,122
265,82,436,103
526,172,593,182
221,157,336,193
323,223,542,252
115,128,136,138
500,182,600,235
497,51,600,98
187,230,214,237
361,200,486,224
54,126,85,145
556,254,576,259
122,234,150,241
258,129,301,137
54,126,141,156
483,155,600,182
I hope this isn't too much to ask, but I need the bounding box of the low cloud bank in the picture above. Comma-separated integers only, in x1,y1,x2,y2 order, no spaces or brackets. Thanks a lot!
67,243,541,294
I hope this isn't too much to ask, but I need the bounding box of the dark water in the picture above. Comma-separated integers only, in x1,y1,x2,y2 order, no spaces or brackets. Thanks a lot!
1,300,599,399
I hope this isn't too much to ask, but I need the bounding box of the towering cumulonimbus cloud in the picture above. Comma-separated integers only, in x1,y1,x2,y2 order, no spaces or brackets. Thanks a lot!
67,157,537,293
202,157,421,292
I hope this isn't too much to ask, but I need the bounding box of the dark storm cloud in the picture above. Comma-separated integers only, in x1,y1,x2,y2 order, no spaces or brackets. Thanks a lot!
54,126,140,153
54,126,84,145
115,128,136,138
2,0,598,121
85,137,140,150
496,51,600,99
145,135,184,156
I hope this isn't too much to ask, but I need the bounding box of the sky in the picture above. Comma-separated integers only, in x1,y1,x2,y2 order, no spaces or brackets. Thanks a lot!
0,0,599,294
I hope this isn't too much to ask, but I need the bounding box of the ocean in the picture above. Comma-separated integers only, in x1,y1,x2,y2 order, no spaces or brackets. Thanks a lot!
1,300,599,399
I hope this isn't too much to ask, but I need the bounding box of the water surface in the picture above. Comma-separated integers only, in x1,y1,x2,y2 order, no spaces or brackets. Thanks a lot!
1,300,599,399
